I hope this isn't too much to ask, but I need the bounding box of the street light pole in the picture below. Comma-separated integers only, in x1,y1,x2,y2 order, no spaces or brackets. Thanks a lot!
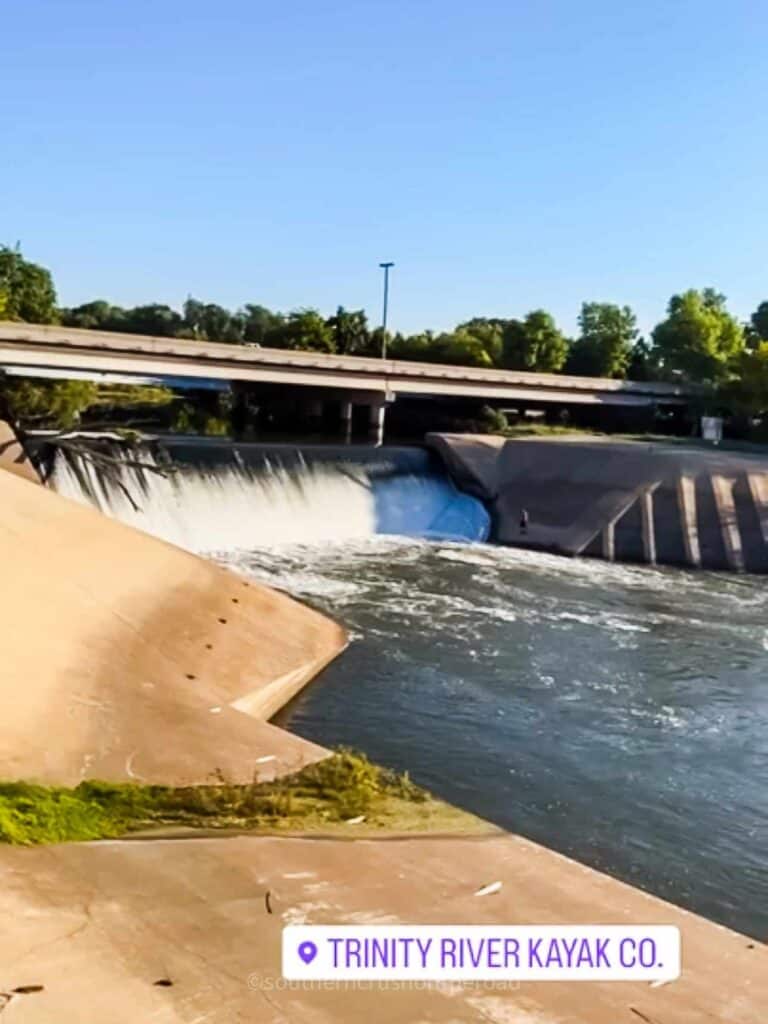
379,262,394,360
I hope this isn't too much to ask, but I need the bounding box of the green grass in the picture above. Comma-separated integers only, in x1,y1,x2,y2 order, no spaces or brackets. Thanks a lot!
0,750,440,846
499,423,595,438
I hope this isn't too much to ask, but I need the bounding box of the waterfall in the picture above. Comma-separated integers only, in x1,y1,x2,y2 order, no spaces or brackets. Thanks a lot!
47,440,490,553
50,449,376,554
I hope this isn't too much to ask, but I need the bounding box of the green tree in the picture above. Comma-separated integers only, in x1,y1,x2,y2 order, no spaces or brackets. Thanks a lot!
566,302,637,378
501,311,569,372
327,306,372,355
650,289,744,383
749,301,768,344
182,298,244,343
1,378,98,430
269,309,335,352
719,342,768,429
388,330,436,361
119,304,183,338
425,329,495,367
626,337,661,381
60,301,127,332
0,246,58,324
241,304,283,345
455,318,504,366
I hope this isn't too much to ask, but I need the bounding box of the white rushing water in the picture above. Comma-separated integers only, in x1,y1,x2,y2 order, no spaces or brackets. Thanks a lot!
50,450,376,553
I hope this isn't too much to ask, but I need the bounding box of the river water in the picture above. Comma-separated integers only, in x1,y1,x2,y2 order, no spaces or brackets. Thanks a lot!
220,539,767,940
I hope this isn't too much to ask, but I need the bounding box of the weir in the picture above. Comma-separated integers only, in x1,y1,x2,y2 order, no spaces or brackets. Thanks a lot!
38,429,768,571
47,439,491,551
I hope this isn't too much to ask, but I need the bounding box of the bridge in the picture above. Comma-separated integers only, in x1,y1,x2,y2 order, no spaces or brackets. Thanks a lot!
0,321,689,442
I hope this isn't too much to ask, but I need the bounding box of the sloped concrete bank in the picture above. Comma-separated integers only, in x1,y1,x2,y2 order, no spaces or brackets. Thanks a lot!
0,453,766,1022
0,419,40,483
0,463,345,786
427,432,768,571
1,833,766,1023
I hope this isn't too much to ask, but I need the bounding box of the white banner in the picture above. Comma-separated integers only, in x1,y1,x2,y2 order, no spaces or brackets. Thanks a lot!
283,924,681,982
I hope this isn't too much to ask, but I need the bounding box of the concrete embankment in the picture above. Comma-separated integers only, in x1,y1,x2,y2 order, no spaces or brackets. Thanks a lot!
0,463,346,786
427,432,768,571
1,832,765,1023
0,420,40,483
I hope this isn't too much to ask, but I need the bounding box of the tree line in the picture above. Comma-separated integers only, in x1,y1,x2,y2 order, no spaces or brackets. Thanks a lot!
3,245,768,417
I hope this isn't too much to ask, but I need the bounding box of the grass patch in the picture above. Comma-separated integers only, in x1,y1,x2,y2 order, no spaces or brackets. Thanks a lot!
0,750,452,846
500,423,594,438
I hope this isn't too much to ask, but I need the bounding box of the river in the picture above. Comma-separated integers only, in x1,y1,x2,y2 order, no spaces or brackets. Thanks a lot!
220,538,767,940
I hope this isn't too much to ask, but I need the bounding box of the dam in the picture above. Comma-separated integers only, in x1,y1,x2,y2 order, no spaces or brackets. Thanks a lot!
48,439,491,548
43,430,768,573
40,434,768,941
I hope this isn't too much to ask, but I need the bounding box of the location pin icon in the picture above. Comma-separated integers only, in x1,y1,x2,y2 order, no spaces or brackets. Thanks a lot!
298,941,318,965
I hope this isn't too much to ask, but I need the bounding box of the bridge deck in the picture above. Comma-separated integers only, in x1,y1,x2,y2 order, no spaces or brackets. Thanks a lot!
0,321,689,406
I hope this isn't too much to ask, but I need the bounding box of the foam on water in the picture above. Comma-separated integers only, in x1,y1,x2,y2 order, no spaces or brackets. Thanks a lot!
50,450,376,553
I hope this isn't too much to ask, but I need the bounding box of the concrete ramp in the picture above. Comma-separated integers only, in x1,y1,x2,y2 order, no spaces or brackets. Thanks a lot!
0,467,346,786
0,833,765,1024
428,434,768,572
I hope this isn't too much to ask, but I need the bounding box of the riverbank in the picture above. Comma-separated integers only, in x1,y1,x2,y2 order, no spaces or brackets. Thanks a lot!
2,830,765,1023
0,460,345,786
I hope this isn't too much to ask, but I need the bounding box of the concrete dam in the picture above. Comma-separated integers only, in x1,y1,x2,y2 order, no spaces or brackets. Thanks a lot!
427,434,768,573
47,439,491,552
43,432,768,573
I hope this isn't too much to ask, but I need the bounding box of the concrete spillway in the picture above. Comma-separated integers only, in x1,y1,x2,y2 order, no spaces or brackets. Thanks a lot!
47,440,490,550
427,433,768,572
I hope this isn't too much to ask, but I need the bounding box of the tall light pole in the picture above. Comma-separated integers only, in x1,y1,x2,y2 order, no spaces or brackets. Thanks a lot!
379,261,394,360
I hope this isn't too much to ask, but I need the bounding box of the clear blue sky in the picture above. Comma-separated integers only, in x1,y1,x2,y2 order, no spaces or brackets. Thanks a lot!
3,0,767,338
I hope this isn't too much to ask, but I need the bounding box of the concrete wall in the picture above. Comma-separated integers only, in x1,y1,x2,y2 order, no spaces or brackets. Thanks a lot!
0,419,40,483
0,466,346,786
427,433,768,572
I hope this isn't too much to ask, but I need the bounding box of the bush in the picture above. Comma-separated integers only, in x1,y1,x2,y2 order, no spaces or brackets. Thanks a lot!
478,405,509,434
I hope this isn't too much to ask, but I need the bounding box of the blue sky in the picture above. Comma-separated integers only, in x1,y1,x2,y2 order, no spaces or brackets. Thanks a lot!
3,0,767,338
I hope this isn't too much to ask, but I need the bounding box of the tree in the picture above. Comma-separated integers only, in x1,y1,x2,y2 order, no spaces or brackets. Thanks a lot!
1,378,98,430
566,302,637,378
327,306,371,355
241,304,283,346
501,311,569,372
750,301,768,344
720,343,768,417
626,337,661,381
0,246,58,324
388,330,437,361
436,329,495,367
650,289,744,383
120,304,184,338
182,298,244,343
60,301,127,332
269,309,335,352
455,319,504,366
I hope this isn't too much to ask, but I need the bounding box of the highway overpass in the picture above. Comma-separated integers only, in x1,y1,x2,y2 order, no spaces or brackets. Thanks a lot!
0,321,689,441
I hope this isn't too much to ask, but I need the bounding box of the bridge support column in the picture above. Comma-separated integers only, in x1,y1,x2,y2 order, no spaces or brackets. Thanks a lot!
340,400,353,444
601,520,615,561
368,402,386,447
306,398,324,432
641,485,659,565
